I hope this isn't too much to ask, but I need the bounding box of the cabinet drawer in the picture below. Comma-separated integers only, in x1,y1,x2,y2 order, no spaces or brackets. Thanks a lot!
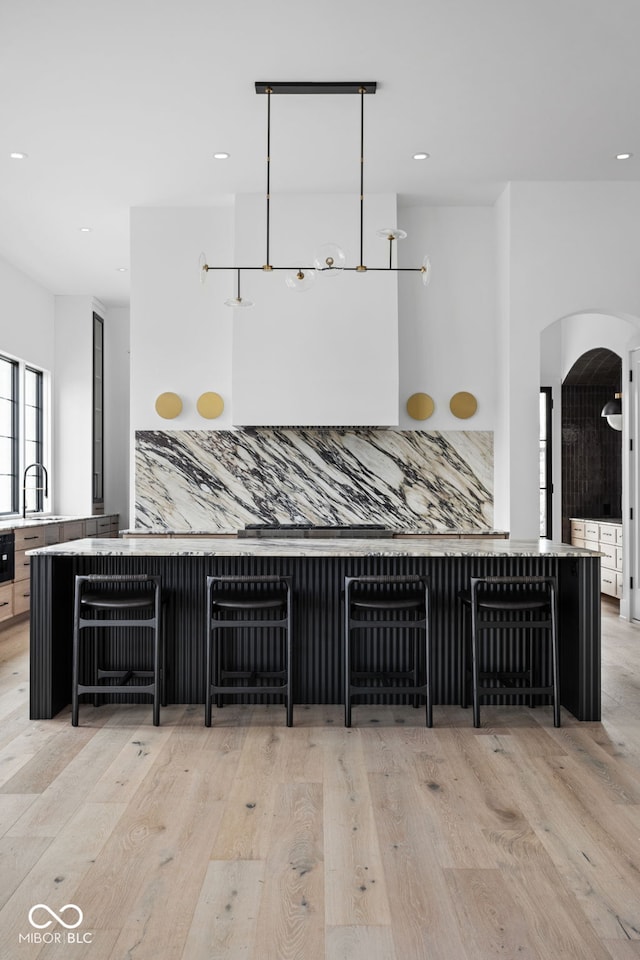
616,527,623,545
599,524,617,544
15,526,45,550
13,583,30,615
45,524,61,545
585,523,600,542
600,543,616,568
571,521,585,540
0,582,13,621
13,548,31,582
616,546,623,570
572,537,586,549
62,521,85,541
601,570,617,597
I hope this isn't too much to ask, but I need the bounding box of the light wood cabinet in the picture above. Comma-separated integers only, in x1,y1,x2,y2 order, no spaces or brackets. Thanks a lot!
0,582,13,622
0,514,119,627
571,518,622,598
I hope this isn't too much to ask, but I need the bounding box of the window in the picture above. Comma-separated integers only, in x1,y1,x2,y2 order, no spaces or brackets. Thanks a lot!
0,356,18,514
540,387,553,538
24,366,44,513
0,352,47,516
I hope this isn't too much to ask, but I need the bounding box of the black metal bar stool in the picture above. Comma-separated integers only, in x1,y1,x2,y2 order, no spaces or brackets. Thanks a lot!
205,575,293,727
459,575,560,728
344,574,432,727
72,574,164,726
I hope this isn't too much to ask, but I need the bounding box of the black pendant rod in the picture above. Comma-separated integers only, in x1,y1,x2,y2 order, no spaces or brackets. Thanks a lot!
237,268,241,299
265,87,272,269
359,86,365,270
206,265,423,272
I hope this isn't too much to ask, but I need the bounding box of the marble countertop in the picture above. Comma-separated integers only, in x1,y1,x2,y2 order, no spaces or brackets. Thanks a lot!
0,514,98,531
570,517,622,524
123,528,509,537
26,536,602,559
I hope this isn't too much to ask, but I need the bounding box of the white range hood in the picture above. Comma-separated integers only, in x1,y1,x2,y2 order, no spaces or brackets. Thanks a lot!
231,193,399,426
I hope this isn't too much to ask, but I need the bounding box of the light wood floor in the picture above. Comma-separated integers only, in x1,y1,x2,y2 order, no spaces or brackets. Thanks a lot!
1,600,640,959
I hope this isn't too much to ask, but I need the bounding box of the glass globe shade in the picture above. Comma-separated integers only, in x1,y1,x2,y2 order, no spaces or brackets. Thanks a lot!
421,254,432,287
285,269,316,292
313,242,346,277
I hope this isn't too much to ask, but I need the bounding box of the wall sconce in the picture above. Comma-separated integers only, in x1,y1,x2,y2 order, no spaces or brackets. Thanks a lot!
601,393,622,431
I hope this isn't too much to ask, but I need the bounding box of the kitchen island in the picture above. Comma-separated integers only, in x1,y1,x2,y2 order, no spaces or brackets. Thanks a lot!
28,537,601,721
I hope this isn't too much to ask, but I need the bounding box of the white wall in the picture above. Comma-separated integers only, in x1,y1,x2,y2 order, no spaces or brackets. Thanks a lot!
0,255,54,369
129,183,640,540
504,182,640,537
105,307,130,528
130,206,235,433
54,297,102,516
398,204,497,431
232,194,399,426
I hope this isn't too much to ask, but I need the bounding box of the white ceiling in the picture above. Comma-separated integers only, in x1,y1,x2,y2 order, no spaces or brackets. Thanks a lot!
2,0,640,307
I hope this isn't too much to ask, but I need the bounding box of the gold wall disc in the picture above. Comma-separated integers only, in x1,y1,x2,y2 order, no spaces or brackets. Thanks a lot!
449,391,478,419
155,392,183,419
197,391,224,419
406,392,435,420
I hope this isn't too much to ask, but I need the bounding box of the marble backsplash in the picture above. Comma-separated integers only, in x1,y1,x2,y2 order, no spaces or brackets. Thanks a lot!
134,428,493,533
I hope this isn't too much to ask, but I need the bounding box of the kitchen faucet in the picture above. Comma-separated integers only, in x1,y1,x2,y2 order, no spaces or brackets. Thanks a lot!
22,463,49,518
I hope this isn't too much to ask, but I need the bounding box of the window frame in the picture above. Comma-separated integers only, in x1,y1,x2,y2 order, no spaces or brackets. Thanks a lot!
0,355,19,516
540,386,553,540
0,351,50,517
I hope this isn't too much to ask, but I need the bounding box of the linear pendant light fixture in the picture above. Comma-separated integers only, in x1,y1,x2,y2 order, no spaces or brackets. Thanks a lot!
200,81,432,307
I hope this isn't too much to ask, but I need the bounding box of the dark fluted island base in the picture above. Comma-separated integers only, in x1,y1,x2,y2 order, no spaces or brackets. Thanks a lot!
28,539,601,721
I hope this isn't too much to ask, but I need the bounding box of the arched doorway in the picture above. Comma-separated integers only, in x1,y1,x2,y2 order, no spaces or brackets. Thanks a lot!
540,310,640,620
561,347,622,544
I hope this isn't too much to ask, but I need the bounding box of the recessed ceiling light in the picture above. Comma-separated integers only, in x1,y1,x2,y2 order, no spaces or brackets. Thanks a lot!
616,152,632,160
413,152,430,160
116,267,128,272
213,152,230,160
79,227,92,233
9,151,28,160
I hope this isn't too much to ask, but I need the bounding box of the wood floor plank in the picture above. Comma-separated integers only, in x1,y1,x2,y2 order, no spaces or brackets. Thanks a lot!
481,739,640,941
5,724,144,838
252,782,324,960
367,770,470,960
325,925,398,960
210,726,285,860
601,942,640,958
0,800,126,950
181,859,266,960
0,835,51,910
0,722,98,795
444,867,540,959
0,793,39,837
1,611,640,958
74,729,236,953
321,728,392,926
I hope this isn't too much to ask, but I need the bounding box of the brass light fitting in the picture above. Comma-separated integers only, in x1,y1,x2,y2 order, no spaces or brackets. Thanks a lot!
199,81,432,308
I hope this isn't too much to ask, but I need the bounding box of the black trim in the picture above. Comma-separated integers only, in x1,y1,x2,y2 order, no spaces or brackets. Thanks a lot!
255,82,377,95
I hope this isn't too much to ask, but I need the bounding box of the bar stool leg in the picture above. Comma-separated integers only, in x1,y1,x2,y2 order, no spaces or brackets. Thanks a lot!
551,583,561,728
425,586,433,728
344,581,352,728
285,584,293,727
72,580,81,727
205,578,213,727
470,591,481,728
